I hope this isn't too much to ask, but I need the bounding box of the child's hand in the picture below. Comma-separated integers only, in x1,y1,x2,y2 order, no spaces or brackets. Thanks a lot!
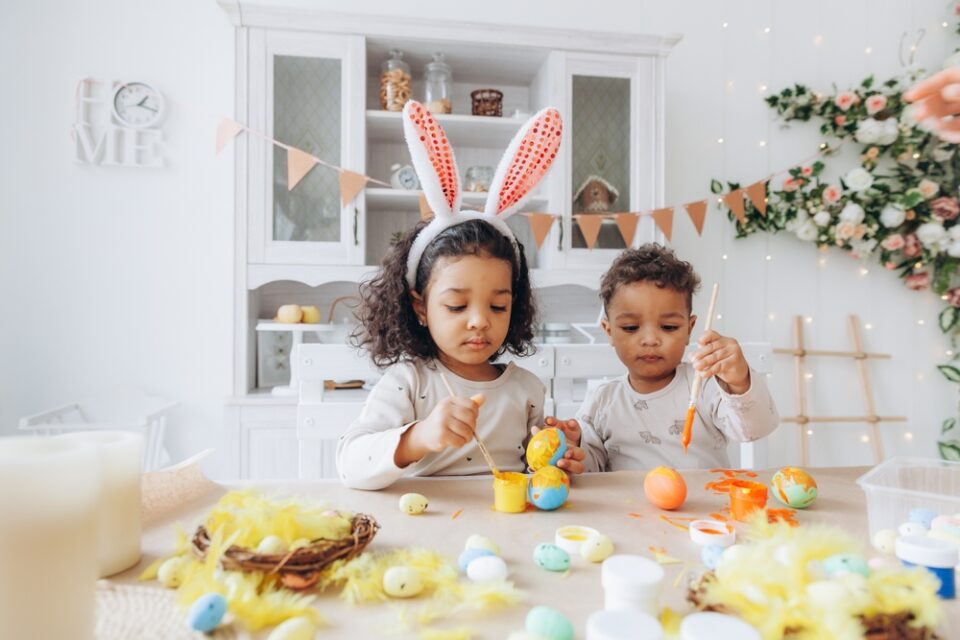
532,417,585,474
691,330,751,394
412,397,479,453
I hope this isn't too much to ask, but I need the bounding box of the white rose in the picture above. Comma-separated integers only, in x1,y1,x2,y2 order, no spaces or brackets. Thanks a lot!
813,210,832,227
949,240,960,258
877,119,899,145
850,238,878,258
880,204,906,228
855,118,881,144
840,202,865,224
950,225,960,241
917,221,947,247
796,220,819,242
919,178,940,199
844,168,874,192
933,146,955,162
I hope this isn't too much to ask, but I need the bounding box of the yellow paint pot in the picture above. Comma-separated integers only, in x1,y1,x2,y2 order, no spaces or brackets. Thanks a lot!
493,471,528,513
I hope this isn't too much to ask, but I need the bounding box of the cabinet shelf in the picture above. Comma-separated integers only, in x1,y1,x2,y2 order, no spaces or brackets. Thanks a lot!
366,110,526,148
365,187,547,212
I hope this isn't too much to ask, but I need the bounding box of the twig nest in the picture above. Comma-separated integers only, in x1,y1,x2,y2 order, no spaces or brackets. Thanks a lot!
580,534,614,563
398,493,429,515
187,593,227,633
256,535,288,555
267,616,316,640
383,566,423,598
466,555,509,582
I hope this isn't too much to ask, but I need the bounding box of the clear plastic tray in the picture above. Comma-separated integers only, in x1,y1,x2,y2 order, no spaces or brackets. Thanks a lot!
856,457,960,537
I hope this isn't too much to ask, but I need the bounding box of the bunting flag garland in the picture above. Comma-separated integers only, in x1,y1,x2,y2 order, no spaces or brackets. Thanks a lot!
650,208,674,242
526,212,556,249
613,213,639,247
215,118,244,156
684,200,708,235
338,170,368,208
286,147,319,190
722,188,747,224
745,181,768,216
574,214,603,249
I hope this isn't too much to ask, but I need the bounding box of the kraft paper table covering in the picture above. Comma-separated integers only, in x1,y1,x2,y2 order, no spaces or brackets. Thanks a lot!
116,467,960,638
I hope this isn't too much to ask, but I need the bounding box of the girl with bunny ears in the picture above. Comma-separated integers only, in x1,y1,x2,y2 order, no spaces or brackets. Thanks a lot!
336,101,585,489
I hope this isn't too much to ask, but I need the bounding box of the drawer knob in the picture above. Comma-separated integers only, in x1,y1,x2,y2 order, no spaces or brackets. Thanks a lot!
305,418,315,426
538,358,547,367
303,358,313,366
562,357,571,365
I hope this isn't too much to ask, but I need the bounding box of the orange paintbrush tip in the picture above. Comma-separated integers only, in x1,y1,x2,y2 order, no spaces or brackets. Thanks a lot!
681,404,695,452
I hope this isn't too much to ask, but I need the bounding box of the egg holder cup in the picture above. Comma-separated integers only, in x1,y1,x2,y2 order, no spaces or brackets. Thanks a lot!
190,513,379,590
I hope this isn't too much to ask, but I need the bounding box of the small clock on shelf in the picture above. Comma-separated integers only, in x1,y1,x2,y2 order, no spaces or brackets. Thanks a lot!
389,163,420,190
111,81,166,129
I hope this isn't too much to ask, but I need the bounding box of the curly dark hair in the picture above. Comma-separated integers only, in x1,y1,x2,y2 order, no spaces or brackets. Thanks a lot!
353,218,537,367
600,243,701,313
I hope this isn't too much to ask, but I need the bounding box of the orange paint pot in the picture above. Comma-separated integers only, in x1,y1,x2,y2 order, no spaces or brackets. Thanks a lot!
493,471,528,513
728,479,768,521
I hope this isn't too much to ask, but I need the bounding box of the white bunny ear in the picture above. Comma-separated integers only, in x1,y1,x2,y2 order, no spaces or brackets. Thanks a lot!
484,108,563,218
402,101,461,217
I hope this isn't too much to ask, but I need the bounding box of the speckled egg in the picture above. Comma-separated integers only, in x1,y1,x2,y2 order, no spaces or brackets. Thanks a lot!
267,615,316,640
157,556,187,588
465,534,500,555
525,605,574,640
580,534,614,563
872,529,898,555
256,535,288,555
528,465,570,511
643,466,687,511
931,515,960,537
187,593,227,633
526,427,567,471
908,507,938,529
822,553,870,578
398,492,429,515
701,544,725,571
383,566,423,598
458,547,495,573
770,467,818,509
533,543,571,572
898,521,928,537
466,555,509,582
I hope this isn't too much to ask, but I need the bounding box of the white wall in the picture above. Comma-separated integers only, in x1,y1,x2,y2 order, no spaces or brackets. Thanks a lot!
2,0,955,474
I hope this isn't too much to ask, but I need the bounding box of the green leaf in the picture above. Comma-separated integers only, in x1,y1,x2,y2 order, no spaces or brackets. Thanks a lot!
861,75,875,89
940,307,958,334
943,418,958,435
710,179,723,194
903,190,924,209
937,364,960,382
938,440,960,461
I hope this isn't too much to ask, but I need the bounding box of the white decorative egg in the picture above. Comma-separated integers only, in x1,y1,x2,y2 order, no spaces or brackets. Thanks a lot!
466,555,509,582
580,534,614,563
383,566,423,598
398,493,429,515
256,535,288,555
898,522,927,537
464,534,499,555
157,556,187,588
871,529,898,555
267,615,316,640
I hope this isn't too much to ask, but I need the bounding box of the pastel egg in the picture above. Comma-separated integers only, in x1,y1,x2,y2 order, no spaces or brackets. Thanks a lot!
399,493,429,515
526,427,567,471
533,543,571,572
928,527,960,546
908,508,938,529
898,522,928,537
466,555,509,582
643,466,687,510
458,548,495,573
868,556,895,571
931,515,960,536
822,553,870,578
580,534,614,563
507,634,545,640
872,529,898,555
267,616,316,640
256,535,288,555
701,544,725,571
715,545,745,580
157,556,187,588
187,593,227,633
465,534,500,555
770,467,818,509
806,580,851,609
525,605,574,640
528,466,570,511
382,566,423,598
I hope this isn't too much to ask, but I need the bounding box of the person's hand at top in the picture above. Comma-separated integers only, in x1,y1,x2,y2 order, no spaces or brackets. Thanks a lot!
904,67,960,143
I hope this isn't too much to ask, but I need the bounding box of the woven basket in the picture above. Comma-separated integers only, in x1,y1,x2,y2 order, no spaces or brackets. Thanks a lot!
470,88,503,117
191,512,379,590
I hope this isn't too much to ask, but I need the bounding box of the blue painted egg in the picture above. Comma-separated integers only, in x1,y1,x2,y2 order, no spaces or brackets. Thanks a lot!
533,543,570,572
909,508,938,529
525,605,574,640
187,593,227,633
459,547,495,573
822,553,870,578
701,544,725,571
528,466,570,511
526,428,567,471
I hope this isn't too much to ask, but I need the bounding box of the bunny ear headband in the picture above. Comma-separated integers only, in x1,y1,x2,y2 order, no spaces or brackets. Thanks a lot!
402,100,563,289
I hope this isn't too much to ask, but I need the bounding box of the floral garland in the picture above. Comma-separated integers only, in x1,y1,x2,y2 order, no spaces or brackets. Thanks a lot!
712,59,960,459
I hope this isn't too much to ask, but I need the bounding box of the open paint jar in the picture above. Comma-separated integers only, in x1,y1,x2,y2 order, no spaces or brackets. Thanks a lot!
493,471,528,513
729,480,768,521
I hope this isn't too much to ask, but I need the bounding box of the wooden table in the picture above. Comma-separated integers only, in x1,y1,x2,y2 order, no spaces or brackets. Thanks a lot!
119,467,959,638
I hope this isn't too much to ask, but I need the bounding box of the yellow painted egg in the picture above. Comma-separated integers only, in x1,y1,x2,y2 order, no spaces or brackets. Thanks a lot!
256,535,288,555
465,534,500,555
275,304,303,323
399,492,429,515
526,427,567,471
580,534,614,563
267,615,316,640
157,556,187,588
771,467,818,509
528,465,570,511
383,566,423,598
643,466,687,510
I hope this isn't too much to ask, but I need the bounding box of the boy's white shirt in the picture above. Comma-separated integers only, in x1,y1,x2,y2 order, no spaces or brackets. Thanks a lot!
577,362,779,471
336,359,545,489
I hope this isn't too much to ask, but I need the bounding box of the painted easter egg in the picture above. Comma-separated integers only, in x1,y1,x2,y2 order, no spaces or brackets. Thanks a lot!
580,534,614,563
931,515,960,538
872,529,898,555
898,521,927,537
701,544,725,571
464,534,500,555
256,535,288,555
822,553,870,578
533,543,571,572
267,616,316,640
187,593,227,633
643,466,687,510
383,566,423,598
525,605,575,640
458,547,495,573
770,467,818,509
398,492,429,515
526,427,567,471
909,507,938,529
157,556,187,588
528,466,570,511
466,555,509,582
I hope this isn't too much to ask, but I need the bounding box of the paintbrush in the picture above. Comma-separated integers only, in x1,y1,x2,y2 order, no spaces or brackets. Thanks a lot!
439,371,500,475
682,282,720,452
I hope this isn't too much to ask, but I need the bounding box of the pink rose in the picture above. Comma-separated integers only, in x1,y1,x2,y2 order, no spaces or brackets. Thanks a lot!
881,234,905,251
903,233,922,258
905,272,930,291
835,92,859,111
947,287,960,307
836,221,857,241
835,115,847,126
801,166,813,176
885,261,897,270
783,177,802,192
822,184,842,204
866,94,887,115
930,196,960,221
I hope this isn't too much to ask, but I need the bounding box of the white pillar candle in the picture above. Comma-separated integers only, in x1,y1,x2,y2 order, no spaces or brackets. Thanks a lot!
0,436,100,640
59,430,143,577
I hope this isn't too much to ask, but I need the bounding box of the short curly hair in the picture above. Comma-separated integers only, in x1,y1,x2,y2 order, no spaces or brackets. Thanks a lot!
352,219,537,367
600,244,701,313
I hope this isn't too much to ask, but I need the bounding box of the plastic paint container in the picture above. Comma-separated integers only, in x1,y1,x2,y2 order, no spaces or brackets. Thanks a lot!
680,612,762,640
555,525,600,554
895,535,958,599
601,555,665,615
493,471,528,513
586,609,663,640
729,480,768,521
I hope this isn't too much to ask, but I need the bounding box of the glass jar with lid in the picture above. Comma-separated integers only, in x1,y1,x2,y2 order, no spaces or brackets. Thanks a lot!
380,49,411,111
423,52,452,114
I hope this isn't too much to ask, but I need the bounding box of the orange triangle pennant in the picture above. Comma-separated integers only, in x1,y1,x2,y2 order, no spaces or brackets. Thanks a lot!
722,189,746,224
526,213,555,249
287,148,318,190
745,181,768,216
575,214,603,249
650,207,674,242
684,200,708,235
339,170,368,207
418,193,433,221
613,213,640,246
215,118,244,155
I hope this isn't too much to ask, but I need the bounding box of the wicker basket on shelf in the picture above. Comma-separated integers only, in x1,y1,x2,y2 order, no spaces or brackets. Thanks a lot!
471,88,503,117
191,512,379,590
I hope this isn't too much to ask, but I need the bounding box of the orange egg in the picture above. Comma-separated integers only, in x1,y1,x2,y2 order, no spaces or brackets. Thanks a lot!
643,466,687,510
